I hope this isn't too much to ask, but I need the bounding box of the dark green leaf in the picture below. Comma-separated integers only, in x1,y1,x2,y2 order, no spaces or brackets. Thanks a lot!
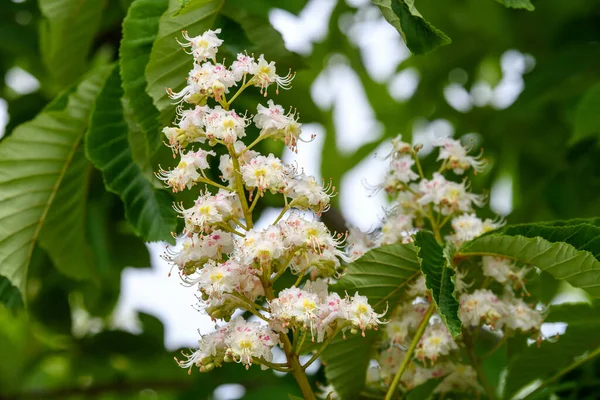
494,0,535,11
503,302,600,398
571,83,600,144
120,0,169,155
414,231,462,337
0,276,24,311
0,67,112,305
86,66,177,243
39,0,106,87
459,221,600,297
371,0,451,55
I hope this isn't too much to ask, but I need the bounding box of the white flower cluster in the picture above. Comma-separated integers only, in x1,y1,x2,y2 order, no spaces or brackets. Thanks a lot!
459,289,542,332
270,281,385,341
158,29,383,377
349,134,544,396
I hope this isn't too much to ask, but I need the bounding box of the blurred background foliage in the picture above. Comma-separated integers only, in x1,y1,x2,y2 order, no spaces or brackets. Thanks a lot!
0,0,599,398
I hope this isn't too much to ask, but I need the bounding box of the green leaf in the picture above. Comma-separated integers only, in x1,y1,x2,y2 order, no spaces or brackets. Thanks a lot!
120,0,169,155
494,0,535,11
333,243,421,311
414,231,462,338
86,66,177,243
503,302,600,398
0,67,112,306
571,83,600,145
320,331,378,400
39,0,106,87
221,0,303,68
145,0,224,120
323,244,420,397
371,0,451,55
0,276,24,311
458,221,600,297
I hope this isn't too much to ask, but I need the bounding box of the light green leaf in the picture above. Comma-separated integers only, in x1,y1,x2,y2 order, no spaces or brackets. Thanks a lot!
320,332,378,400
0,68,112,305
503,302,600,398
371,0,451,55
221,0,303,68
86,66,177,243
414,231,462,338
333,243,421,311
494,0,535,11
458,221,600,297
571,83,600,144
145,0,224,120
120,0,170,155
39,0,106,87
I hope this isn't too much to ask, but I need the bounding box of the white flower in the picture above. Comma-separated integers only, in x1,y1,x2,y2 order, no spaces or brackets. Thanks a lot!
165,230,234,274
503,298,543,332
242,225,286,265
285,173,332,214
204,106,248,144
156,149,216,192
452,214,484,242
179,29,223,62
175,189,242,234
385,302,429,345
178,325,229,372
269,287,320,333
434,137,486,174
384,155,419,189
169,63,236,104
194,259,263,303
390,135,412,155
345,226,375,260
416,321,458,363
459,289,506,329
380,212,414,245
435,363,483,393
250,55,294,94
343,293,386,335
231,53,257,81
241,154,288,193
406,275,428,298
225,317,280,368
254,100,302,150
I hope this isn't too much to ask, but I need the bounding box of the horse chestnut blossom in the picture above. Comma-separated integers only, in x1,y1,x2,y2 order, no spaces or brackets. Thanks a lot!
157,29,383,399
339,135,545,398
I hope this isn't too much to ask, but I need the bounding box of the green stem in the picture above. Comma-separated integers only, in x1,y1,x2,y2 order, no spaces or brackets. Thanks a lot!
281,333,317,400
229,147,253,229
253,358,290,373
464,329,496,400
225,77,254,108
384,303,434,400
301,326,343,370
248,190,261,213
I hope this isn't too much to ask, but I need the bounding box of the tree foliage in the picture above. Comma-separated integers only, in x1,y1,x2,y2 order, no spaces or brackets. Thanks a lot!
1,0,600,398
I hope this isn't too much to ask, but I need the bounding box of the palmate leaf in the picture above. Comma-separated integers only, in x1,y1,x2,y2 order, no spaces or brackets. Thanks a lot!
39,0,106,87
0,67,112,306
371,0,451,55
120,0,170,155
503,302,600,398
145,0,224,120
322,243,420,398
414,231,461,337
86,65,177,243
458,220,600,297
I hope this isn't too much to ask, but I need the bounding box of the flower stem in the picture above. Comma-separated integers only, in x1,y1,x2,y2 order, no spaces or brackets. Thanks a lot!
282,333,317,400
384,303,434,400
